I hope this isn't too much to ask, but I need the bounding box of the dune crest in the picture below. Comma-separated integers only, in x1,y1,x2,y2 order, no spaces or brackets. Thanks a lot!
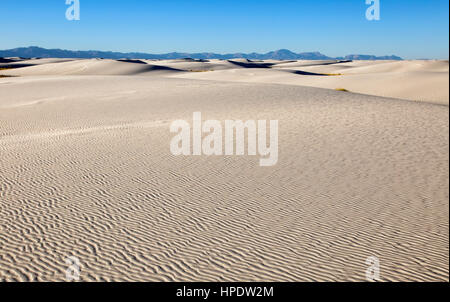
4,58,447,104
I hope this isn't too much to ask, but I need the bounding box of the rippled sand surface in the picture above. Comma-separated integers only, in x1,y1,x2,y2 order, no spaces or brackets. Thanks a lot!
0,59,448,281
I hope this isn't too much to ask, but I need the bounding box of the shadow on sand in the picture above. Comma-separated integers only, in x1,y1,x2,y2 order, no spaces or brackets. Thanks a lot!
227,60,276,69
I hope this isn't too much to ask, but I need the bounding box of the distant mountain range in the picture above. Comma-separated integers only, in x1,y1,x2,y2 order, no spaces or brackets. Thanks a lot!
0,47,403,61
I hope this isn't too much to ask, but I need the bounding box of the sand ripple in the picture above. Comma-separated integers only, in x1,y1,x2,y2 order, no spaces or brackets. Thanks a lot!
0,76,448,281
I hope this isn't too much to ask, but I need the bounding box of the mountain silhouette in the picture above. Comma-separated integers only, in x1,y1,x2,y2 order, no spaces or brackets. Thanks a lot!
0,46,403,61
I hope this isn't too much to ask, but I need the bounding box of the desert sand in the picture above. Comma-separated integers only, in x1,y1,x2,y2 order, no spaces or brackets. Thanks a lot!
0,58,448,281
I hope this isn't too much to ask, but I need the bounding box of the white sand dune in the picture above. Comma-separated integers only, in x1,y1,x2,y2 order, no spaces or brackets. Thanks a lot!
3,58,448,104
1,59,184,76
170,59,450,105
0,59,448,282
0,57,77,66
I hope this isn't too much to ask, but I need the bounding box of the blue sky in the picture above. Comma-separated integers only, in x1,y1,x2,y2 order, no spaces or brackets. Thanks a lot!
0,0,448,59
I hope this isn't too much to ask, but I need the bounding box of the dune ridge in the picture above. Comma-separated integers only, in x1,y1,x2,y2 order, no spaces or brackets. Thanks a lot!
1,58,448,104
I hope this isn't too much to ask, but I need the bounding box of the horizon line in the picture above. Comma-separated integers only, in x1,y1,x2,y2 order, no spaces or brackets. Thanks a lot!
0,46,409,60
